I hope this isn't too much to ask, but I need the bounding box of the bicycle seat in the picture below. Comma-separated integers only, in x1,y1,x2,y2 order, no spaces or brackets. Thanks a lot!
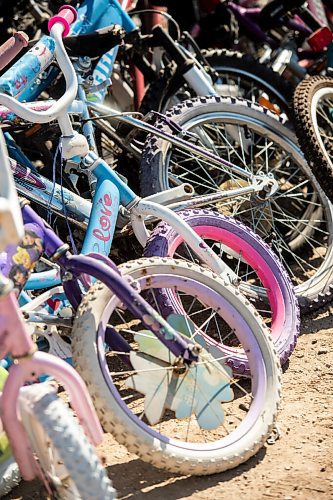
63,24,126,58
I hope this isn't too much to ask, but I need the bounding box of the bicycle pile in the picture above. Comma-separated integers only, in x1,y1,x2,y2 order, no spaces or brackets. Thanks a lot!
0,0,332,498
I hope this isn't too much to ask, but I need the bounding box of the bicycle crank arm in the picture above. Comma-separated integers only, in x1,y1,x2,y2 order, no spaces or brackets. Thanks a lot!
22,312,73,328
166,185,258,211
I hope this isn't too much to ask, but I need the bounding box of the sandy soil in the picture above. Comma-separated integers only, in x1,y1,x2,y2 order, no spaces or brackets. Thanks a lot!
4,305,333,500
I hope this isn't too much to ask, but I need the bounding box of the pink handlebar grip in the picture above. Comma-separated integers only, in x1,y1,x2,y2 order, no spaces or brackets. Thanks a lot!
48,5,78,38
0,32,29,71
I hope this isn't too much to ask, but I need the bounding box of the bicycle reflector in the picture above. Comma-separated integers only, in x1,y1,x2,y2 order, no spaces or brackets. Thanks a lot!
308,27,333,52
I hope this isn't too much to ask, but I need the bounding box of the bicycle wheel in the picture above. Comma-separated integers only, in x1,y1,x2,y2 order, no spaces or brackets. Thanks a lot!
0,366,21,496
293,75,333,202
71,258,281,476
139,49,293,117
19,388,116,499
144,209,299,366
140,95,333,311
0,457,20,497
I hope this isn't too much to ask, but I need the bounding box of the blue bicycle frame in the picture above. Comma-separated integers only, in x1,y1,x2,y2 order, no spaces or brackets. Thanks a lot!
0,0,231,294
25,149,137,290
72,0,136,103
0,0,138,292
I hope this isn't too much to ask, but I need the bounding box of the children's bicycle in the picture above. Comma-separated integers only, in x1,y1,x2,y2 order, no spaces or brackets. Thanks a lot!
0,6,299,366
0,128,116,498
0,6,283,476
8,196,283,476
1,1,330,313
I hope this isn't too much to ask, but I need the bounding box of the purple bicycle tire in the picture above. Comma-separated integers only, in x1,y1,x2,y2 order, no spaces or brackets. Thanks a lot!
144,209,300,366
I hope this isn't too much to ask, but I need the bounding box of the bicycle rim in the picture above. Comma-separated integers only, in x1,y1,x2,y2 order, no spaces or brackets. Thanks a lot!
72,258,281,475
141,97,333,307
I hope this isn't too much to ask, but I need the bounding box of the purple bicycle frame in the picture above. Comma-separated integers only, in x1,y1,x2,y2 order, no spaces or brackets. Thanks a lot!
228,1,322,60
19,202,199,364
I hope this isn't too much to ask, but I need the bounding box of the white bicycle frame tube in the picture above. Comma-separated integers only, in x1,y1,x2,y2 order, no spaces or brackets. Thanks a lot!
0,131,24,251
131,198,238,281
181,64,217,96
178,44,217,96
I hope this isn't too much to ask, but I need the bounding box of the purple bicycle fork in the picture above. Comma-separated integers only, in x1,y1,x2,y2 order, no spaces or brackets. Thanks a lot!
18,202,198,364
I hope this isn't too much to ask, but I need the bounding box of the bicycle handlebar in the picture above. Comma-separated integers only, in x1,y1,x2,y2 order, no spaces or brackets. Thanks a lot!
0,6,80,262
0,32,29,72
48,5,77,37
0,6,78,125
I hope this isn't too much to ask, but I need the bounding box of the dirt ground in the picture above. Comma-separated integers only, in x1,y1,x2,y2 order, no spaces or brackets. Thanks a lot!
4,305,333,500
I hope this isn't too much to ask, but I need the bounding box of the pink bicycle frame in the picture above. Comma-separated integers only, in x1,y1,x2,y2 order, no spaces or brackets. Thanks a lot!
0,290,103,481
